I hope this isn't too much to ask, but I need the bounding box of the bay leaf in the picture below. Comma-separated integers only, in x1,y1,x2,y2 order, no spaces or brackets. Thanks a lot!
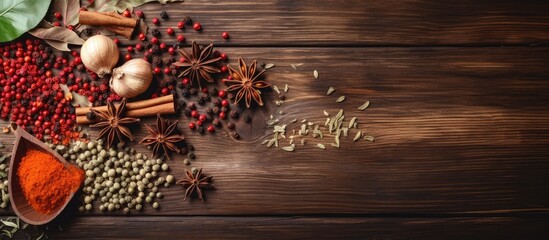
49,0,80,26
28,21,85,51
0,0,53,42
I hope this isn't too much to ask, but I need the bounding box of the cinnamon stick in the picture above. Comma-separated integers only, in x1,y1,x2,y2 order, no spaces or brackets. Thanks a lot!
79,11,138,28
104,25,134,39
77,102,176,125
76,95,174,116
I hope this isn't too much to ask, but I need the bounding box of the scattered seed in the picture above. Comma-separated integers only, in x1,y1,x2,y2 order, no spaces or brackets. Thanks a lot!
289,119,297,123
313,70,319,79
364,135,375,142
301,119,307,123
358,101,370,110
261,139,270,145
301,138,306,145
326,87,335,95
353,131,362,142
317,143,325,150
349,117,357,129
323,110,329,116
272,85,280,94
264,63,275,69
336,96,346,103
282,144,295,152
267,139,276,148
284,84,289,93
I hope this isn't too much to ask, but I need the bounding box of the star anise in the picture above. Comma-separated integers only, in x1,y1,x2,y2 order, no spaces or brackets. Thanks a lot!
90,99,139,149
176,168,214,201
172,41,221,88
140,114,185,160
222,58,271,108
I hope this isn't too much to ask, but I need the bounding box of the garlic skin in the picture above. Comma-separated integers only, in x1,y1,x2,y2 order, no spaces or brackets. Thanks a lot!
110,59,153,98
81,35,119,77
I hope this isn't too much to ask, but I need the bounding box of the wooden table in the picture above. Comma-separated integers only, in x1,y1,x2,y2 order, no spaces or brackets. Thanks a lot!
2,0,549,239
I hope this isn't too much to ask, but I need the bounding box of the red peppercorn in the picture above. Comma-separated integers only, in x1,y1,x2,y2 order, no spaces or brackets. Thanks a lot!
188,122,196,129
151,37,159,44
54,12,62,20
199,114,207,122
168,47,175,55
122,9,131,18
159,42,167,50
191,110,199,118
218,90,226,98
161,87,169,95
127,46,134,53
220,66,228,73
163,67,170,74
138,33,146,41
177,21,184,29
152,17,160,25
53,22,61,27
177,35,185,42
153,67,161,74
201,87,208,94
135,10,144,18
220,53,228,60
221,99,229,107
222,31,230,39
124,54,132,61
196,120,203,126
219,111,226,119
193,22,202,31
207,125,215,133
135,43,143,51
182,78,189,85
67,25,74,31
166,27,174,35
113,38,120,45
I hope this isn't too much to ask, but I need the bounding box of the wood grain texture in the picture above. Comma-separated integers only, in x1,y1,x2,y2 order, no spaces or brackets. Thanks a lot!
97,0,549,46
2,47,549,216
40,216,549,239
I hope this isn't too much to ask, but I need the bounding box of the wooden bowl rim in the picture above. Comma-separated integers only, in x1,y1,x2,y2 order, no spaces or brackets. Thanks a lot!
8,127,82,225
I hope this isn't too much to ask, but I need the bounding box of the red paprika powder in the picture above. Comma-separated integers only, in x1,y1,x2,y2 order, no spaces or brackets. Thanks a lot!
17,149,84,214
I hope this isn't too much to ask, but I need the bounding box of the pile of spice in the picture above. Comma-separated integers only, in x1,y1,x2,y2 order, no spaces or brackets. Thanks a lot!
53,139,175,213
0,154,9,209
18,149,84,214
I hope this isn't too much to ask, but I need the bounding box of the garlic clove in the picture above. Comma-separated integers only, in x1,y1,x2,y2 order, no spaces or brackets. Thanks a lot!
81,35,119,78
109,59,153,98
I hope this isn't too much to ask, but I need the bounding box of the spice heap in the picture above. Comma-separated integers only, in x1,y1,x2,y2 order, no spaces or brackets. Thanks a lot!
18,149,84,214
53,139,176,213
0,154,10,209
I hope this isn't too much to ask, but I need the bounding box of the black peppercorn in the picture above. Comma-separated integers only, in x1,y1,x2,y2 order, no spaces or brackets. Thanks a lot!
227,93,235,100
141,41,152,49
209,87,218,96
181,88,190,97
227,122,235,129
212,98,221,106
279,94,286,101
151,28,161,37
160,11,169,19
212,118,220,126
197,126,204,134
152,56,162,66
183,16,192,25
220,106,228,113
212,106,219,114
162,56,175,65
190,88,198,95
187,102,196,110
229,110,239,119
177,83,184,89
150,45,160,54
188,144,195,151
188,152,196,159
205,107,213,115
196,96,205,105
244,115,252,123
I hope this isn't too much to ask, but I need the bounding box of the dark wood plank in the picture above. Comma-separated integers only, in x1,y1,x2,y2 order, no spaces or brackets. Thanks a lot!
97,0,549,46
40,216,549,239
2,47,549,216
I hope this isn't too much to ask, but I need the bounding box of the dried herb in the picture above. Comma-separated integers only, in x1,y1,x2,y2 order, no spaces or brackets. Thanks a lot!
358,101,370,110
90,99,139,149
140,114,185,160
172,41,221,88
176,169,214,201
223,58,272,108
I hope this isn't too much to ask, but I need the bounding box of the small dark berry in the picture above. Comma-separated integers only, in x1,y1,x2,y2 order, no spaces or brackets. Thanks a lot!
188,152,196,159
197,126,204,134
160,11,169,19
178,100,186,109
230,110,239,119
183,16,192,25
151,28,161,37
227,122,235,129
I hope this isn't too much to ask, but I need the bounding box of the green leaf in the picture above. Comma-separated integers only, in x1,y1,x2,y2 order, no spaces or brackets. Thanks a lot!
28,21,85,51
0,0,53,42
85,0,184,12
49,0,80,26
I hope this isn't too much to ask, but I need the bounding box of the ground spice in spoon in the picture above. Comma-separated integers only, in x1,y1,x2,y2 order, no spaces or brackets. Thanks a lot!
17,149,84,214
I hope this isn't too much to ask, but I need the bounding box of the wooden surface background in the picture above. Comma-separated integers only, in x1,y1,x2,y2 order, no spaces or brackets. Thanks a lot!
2,0,549,239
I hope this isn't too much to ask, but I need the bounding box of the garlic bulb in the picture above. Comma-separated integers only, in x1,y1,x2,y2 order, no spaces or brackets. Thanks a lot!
110,59,153,98
80,35,119,77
